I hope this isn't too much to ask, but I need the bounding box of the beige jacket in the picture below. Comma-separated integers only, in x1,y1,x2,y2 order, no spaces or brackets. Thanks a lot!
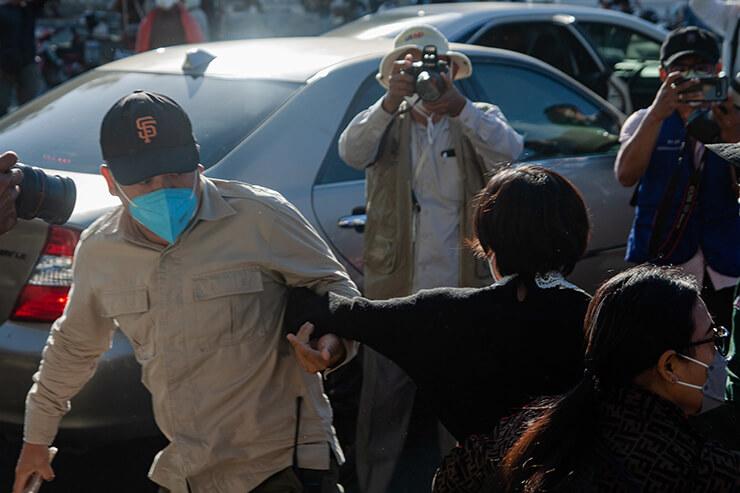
24,177,359,492
358,102,513,298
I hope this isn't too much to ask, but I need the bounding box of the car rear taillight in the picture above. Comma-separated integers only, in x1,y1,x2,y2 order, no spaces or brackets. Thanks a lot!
11,225,81,322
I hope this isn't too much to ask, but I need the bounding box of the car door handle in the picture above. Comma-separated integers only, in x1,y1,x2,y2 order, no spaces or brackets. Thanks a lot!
338,214,366,232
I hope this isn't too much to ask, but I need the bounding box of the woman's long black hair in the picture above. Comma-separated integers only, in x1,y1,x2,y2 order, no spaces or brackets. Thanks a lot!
497,264,700,492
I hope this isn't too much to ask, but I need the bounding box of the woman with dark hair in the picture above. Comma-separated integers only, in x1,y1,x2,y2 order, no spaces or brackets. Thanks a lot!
433,264,740,493
283,165,592,443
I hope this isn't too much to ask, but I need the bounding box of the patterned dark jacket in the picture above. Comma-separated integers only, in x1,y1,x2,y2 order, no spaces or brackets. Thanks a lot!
433,386,740,493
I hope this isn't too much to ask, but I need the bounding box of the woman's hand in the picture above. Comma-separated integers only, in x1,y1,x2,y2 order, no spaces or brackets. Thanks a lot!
287,322,346,373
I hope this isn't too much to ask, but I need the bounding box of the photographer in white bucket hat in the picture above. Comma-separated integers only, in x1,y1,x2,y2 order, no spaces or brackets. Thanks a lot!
338,24,522,493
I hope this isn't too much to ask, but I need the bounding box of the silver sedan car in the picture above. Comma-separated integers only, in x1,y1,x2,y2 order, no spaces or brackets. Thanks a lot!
0,37,632,443
328,2,668,112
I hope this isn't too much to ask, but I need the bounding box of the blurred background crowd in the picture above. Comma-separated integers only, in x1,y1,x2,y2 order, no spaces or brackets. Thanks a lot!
0,0,722,116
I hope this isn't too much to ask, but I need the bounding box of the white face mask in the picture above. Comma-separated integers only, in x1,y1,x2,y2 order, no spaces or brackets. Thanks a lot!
674,352,728,414
156,0,178,9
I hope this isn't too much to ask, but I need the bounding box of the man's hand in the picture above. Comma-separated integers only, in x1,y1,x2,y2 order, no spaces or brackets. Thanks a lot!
13,443,55,493
382,54,416,114
647,72,702,122
712,98,740,143
0,151,23,236
421,70,467,117
287,322,346,373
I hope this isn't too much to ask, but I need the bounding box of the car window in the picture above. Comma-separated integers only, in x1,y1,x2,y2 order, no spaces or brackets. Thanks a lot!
475,22,600,79
0,70,300,174
467,62,620,160
579,22,660,67
315,74,384,185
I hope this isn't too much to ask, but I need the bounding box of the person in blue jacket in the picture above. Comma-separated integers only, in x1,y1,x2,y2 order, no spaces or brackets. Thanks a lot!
615,26,740,331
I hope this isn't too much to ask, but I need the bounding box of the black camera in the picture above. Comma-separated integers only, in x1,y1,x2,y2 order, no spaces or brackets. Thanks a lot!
679,73,728,103
13,163,76,224
402,45,449,102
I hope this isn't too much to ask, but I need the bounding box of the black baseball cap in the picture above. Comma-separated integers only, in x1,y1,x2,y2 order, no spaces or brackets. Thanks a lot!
100,90,199,186
660,26,720,68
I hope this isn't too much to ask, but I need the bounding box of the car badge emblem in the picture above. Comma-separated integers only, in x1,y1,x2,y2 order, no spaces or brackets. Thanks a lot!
136,116,158,144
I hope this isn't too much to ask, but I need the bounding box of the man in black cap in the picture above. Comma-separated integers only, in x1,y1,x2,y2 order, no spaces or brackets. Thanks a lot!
615,26,740,332
13,91,359,493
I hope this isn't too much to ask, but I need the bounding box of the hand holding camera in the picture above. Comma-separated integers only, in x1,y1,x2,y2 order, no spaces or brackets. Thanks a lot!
400,45,450,103
0,151,23,235
382,46,466,117
382,54,416,114
0,151,76,235
676,72,728,103
649,72,702,122
421,69,467,118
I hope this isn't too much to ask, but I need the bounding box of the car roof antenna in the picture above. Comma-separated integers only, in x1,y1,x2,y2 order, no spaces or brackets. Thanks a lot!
182,48,216,77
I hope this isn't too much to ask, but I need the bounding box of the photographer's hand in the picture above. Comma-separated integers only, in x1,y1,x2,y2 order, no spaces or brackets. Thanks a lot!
0,151,23,235
712,98,740,143
382,54,415,114
421,70,467,117
648,72,701,122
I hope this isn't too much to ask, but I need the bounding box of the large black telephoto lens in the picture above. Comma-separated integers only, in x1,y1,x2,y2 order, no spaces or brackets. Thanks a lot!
14,163,77,225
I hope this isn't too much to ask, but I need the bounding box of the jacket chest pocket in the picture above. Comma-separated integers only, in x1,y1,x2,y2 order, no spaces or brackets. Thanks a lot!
100,288,154,361
192,267,264,350
436,154,463,204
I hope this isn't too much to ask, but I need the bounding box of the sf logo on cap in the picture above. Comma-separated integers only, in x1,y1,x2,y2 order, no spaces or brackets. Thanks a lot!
136,116,158,144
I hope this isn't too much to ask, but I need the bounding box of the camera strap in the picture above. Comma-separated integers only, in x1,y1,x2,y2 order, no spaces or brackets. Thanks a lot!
292,395,302,473
730,19,740,93
649,139,705,261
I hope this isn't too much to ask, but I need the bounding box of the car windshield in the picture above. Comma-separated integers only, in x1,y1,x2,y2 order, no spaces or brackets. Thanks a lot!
0,70,300,174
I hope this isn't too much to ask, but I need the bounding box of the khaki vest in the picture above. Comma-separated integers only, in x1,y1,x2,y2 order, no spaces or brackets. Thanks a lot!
363,103,498,299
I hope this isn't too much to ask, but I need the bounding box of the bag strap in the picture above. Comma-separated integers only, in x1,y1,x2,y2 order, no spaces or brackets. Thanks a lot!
292,395,303,473
649,140,705,261
730,18,740,93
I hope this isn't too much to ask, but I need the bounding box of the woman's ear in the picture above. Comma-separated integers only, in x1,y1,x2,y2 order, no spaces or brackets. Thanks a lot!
656,350,679,384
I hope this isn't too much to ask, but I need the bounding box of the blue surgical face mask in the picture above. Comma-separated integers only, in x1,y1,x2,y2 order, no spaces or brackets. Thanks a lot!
675,352,728,414
116,175,199,245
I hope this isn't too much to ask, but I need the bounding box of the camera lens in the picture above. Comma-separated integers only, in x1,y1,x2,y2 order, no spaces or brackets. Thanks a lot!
14,163,77,225
416,71,444,102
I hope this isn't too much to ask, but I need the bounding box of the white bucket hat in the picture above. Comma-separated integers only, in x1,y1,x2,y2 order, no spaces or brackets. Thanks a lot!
376,24,473,89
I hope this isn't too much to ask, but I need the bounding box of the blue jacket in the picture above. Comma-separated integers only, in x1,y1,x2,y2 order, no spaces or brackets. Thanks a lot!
626,112,740,276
